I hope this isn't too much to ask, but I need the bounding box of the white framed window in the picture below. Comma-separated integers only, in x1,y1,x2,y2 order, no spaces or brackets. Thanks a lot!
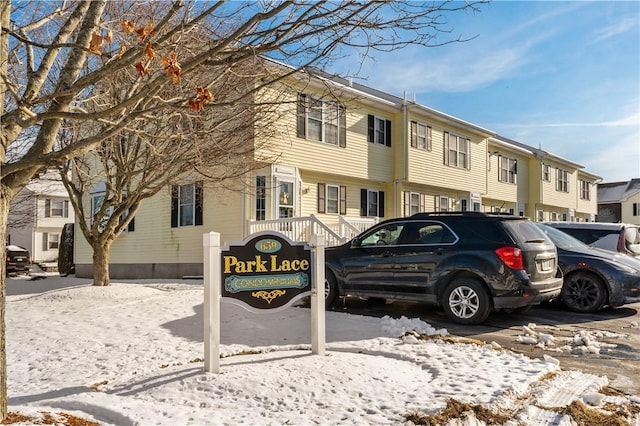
361,189,384,217
297,94,346,147
556,168,569,193
44,199,69,218
537,210,545,222
410,121,432,150
551,212,558,221
580,180,590,200
403,192,425,216
317,183,346,215
367,115,391,146
171,182,203,228
255,176,266,221
542,163,551,181
42,232,60,250
435,195,452,212
444,132,469,169
498,156,517,184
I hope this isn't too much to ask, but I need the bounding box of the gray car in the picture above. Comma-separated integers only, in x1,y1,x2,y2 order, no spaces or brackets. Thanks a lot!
545,222,640,258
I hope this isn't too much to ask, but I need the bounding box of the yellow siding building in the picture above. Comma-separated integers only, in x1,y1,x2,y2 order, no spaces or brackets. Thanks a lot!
74,69,600,278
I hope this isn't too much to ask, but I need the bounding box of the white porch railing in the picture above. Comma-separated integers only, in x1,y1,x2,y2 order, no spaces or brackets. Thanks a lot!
339,216,379,240
248,214,348,247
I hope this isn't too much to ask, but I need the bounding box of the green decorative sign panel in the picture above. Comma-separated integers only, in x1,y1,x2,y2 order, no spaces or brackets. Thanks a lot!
221,232,312,310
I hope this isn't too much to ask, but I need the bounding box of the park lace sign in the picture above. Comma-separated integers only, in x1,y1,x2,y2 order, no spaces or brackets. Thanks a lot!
221,233,312,311
203,231,325,374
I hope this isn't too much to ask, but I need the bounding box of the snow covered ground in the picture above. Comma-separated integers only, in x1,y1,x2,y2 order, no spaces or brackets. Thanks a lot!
4,273,640,425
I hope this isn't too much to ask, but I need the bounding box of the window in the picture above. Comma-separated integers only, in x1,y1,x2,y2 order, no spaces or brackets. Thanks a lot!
171,182,203,228
367,115,391,146
317,183,346,214
556,168,569,193
633,203,639,217
410,121,432,150
444,132,469,169
91,192,135,232
360,189,384,217
43,233,59,250
403,192,425,216
580,180,590,200
542,164,551,182
255,176,266,221
44,199,69,218
498,156,517,184
361,223,404,246
435,196,451,212
460,199,468,212
537,210,545,222
297,94,346,147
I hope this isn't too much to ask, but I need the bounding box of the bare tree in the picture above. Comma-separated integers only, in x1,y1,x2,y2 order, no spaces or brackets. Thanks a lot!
0,0,488,418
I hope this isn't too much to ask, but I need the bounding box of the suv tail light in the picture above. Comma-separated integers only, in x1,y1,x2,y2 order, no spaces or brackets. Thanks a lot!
495,247,523,270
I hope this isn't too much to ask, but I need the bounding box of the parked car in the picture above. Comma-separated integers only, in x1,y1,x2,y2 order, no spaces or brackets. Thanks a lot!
324,212,563,324
536,223,640,313
6,245,31,276
545,222,640,258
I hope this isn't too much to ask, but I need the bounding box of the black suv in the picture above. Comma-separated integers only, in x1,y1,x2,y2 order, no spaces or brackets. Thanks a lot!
324,212,563,324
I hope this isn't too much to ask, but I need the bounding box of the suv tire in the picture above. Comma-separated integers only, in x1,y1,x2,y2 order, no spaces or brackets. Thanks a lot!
442,278,491,325
325,270,339,308
561,272,607,313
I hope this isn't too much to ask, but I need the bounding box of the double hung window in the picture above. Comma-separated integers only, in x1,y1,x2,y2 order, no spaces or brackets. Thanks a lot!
410,121,432,150
556,169,569,193
297,94,346,147
498,156,517,184
367,115,391,146
171,182,203,228
361,189,385,217
444,132,469,169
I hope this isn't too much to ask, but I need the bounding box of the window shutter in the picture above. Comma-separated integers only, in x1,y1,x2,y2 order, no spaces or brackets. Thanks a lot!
127,216,135,232
434,195,440,211
195,182,203,226
443,132,450,165
171,185,179,228
634,203,638,216
360,189,367,216
498,155,503,182
379,191,385,217
410,122,417,148
466,138,471,170
297,94,306,139
385,120,392,147
339,106,346,148
317,183,326,213
42,233,48,250
403,192,409,216
339,185,347,215
45,199,51,217
427,126,432,150
63,200,69,218
367,115,374,143
421,194,427,212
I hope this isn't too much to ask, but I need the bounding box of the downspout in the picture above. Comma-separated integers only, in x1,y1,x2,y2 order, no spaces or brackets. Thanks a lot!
394,92,409,218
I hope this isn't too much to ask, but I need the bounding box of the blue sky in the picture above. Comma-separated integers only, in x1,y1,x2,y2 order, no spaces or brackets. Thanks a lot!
335,1,639,183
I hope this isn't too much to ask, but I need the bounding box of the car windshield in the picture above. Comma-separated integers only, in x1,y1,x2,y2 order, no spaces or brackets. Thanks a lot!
536,223,589,250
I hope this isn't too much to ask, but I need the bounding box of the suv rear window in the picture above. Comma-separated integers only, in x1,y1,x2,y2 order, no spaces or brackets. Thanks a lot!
503,220,550,244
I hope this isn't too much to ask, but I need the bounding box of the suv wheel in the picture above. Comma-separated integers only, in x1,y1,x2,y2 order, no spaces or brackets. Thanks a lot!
442,278,491,325
561,272,607,313
325,270,339,308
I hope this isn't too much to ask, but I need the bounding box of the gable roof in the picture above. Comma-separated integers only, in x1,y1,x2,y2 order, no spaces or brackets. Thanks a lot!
598,178,640,203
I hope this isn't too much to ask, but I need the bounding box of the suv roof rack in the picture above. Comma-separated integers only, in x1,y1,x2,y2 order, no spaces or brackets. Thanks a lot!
409,211,522,218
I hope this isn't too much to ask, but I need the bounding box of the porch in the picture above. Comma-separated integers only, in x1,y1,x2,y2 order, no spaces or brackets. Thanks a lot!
247,215,379,247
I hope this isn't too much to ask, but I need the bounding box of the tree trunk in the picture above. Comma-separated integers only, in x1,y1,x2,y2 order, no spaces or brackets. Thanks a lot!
92,241,112,286
0,194,10,419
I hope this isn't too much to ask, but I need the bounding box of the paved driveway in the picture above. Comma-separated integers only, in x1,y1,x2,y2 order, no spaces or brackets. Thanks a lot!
331,298,640,396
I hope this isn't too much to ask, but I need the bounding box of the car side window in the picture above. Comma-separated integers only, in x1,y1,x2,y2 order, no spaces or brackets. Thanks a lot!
361,223,404,246
399,223,456,245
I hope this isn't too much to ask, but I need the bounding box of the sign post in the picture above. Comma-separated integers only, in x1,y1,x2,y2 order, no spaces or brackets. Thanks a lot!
203,232,220,373
310,234,325,355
